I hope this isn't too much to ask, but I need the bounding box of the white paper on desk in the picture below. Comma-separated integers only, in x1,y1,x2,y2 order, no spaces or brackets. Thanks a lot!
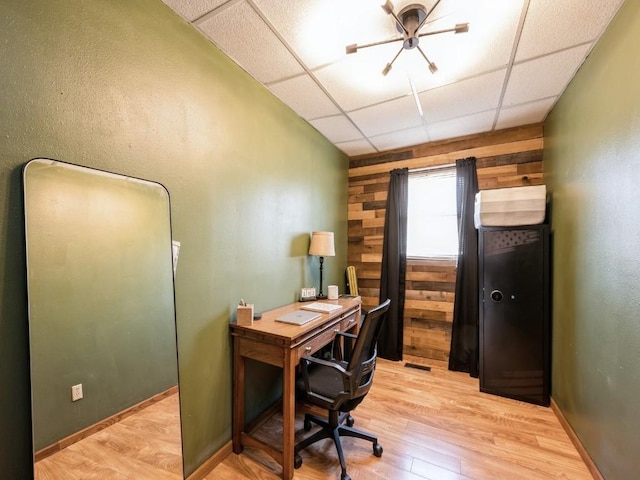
301,302,342,313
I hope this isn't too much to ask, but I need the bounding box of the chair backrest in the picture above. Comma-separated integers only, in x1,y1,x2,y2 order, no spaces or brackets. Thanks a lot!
343,299,391,404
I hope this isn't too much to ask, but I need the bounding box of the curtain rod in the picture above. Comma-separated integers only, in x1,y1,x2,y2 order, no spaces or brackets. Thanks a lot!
408,163,455,174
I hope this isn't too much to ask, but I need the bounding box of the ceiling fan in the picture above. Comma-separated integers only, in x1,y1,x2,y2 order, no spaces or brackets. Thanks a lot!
346,0,469,76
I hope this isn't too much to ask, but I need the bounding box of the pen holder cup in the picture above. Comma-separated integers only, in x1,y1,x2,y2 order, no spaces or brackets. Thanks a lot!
237,304,254,326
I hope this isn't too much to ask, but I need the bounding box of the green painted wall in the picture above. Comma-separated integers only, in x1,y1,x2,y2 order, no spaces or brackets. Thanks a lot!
544,1,640,478
0,0,347,477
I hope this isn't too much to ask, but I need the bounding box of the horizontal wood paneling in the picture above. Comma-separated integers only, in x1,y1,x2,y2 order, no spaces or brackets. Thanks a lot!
348,124,545,361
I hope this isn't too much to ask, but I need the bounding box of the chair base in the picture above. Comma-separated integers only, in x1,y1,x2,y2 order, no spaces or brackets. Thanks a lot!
294,411,382,480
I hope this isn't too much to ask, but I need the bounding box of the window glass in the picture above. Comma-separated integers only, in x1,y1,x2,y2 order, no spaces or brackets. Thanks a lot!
407,169,458,257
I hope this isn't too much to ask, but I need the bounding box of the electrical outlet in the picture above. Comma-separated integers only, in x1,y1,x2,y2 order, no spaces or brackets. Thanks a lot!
71,384,83,402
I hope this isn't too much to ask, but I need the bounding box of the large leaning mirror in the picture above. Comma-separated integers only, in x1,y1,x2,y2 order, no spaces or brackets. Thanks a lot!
23,158,183,479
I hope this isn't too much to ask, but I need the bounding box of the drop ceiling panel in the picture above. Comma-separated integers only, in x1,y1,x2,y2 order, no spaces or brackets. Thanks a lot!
348,95,424,138
418,69,506,124
428,110,496,143
252,0,397,69
496,97,557,130
411,0,524,82
163,0,229,22
504,44,592,107
162,0,626,156
309,115,363,144
516,0,625,61
313,43,423,113
268,74,340,120
369,124,430,152
198,1,304,83
334,138,376,157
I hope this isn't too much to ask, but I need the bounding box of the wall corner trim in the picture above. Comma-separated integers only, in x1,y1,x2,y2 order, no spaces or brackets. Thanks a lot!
550,397,604,480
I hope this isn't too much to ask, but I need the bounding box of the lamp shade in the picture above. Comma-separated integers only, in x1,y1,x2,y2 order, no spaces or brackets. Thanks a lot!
308,231,335,257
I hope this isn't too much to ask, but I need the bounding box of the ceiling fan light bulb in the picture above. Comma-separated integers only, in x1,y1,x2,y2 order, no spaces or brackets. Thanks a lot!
382,0,394,15
382,63,393,76
346,44,358,54
455,23,469,33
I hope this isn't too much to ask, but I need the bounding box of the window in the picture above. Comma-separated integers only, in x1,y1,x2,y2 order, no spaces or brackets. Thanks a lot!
407,168,458,258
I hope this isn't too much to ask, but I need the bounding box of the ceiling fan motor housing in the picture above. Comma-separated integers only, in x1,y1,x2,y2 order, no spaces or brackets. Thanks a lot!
396,4,427,50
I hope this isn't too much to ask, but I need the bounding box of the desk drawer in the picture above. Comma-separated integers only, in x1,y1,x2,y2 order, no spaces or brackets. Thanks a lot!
340,311,358,332
296,311,359,361
296,324,338,361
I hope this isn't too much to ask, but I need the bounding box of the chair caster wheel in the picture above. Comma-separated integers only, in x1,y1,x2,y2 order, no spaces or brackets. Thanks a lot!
294,454,302,469
373,442,383,457
341,473,351,480
346,415,354,427
303,419,312,431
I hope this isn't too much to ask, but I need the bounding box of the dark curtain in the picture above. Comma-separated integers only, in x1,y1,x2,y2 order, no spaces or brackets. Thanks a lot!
448,157,480,377
378,168,408,361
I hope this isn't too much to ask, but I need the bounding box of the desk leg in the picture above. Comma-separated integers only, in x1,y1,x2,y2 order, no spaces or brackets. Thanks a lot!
232,339,244,454
282,350,296,480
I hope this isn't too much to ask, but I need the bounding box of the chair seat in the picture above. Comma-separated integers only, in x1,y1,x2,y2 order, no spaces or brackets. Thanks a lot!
295,360,347,401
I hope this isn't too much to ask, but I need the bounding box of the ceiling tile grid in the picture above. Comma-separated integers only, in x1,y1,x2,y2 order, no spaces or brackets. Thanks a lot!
161,0,627,157
196,0,304,83
308,115,363,144
348,94,424,138
515,0,626,61
369,124,430,152
267,74,340,120
496,97,557,130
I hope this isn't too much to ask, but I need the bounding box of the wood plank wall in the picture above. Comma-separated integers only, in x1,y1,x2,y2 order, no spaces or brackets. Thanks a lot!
347,124,545,361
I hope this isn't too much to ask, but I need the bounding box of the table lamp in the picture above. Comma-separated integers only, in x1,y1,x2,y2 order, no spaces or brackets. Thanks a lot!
308,231,335,299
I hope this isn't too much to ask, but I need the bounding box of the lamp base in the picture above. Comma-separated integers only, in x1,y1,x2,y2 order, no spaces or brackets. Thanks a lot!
316,294,327,300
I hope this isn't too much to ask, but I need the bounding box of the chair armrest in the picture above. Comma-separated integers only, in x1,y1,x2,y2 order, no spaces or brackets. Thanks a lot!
300,355,351,405
301,355,348,374
335,331,357,341
332,331,357,361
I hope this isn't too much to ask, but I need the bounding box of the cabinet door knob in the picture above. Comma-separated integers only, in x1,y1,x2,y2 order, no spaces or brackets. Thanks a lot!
305,346,311,352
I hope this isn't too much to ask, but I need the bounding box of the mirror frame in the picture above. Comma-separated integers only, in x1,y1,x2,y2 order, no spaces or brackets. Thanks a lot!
23,158,183,477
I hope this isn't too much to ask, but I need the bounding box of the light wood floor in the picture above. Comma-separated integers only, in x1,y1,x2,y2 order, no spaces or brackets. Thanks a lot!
34,393,183,480
210,356,592,480
35,357,591,479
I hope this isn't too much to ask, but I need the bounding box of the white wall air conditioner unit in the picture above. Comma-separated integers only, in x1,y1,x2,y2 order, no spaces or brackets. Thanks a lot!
474,185,547,228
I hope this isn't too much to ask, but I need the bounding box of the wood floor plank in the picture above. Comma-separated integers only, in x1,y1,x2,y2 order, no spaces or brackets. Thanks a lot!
35,394,183,479
36,357,592,480
212,355,592,479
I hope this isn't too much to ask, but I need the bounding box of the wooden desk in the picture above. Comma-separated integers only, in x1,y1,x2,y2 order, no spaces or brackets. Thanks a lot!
230,297,361,479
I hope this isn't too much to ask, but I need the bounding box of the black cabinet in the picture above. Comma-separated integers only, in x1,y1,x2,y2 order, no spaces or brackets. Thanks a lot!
478,225,550,406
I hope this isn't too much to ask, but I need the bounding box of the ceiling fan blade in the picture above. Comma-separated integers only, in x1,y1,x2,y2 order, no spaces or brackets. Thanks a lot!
381,0,394,15
382,46,404,76
416,46,438,74
381,0,408,35
345,36,404,54
417,0,441,31
417,23,469,39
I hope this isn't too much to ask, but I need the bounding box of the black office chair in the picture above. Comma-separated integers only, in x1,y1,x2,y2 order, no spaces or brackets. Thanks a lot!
294,299,391,480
